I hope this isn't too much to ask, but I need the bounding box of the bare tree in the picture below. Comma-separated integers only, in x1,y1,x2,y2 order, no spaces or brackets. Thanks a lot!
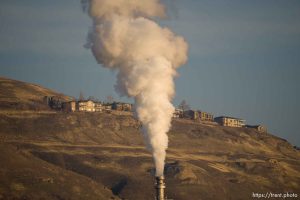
178,100,190,111
79,91,85,101
88,96,96,101
106,95,114,103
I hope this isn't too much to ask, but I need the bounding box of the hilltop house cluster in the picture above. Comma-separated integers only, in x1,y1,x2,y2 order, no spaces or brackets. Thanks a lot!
43,96,132,113
44,96,266,133
173,108,267,133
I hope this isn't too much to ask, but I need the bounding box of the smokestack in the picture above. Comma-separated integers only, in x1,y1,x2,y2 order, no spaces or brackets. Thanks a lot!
155,176,166,200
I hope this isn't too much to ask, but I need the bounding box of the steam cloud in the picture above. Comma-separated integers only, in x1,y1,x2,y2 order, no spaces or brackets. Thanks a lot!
82,0,188,176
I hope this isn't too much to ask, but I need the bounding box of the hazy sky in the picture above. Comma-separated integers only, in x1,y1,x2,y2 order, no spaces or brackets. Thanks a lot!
0,0,299,146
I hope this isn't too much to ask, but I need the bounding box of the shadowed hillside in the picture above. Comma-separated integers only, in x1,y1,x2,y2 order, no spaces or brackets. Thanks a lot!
0,77,299,200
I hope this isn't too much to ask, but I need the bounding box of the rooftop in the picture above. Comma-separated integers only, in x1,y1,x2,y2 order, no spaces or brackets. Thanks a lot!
214,116,245,121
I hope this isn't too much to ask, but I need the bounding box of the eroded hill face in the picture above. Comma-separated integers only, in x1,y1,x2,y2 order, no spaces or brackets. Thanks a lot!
0,77,299,200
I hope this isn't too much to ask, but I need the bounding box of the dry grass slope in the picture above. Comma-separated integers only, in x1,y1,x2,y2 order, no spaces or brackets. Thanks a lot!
0,76,71,111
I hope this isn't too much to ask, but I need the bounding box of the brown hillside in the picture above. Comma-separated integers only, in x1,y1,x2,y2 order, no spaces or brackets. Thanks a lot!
0,77,299,200
0,76,71,111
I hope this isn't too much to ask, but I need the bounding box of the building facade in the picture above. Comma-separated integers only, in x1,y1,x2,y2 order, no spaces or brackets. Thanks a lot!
94,102,103,112
198,111,214,121
102,104,112,112
183,110,199,120
62,101,76,112
78,100,95,112
246,125,267,133
173,108,184,118
112,102,132,112
214,116,245,127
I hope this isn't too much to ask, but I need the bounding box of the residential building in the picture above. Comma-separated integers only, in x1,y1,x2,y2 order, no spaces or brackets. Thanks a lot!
102,104,112,112
78,100,95,112
183,110,199,120
198,111,214,121
246,125,267,133
173,108,184,118
94,102,103,112
112,102,132,112
62,101,76,112
214,116,245,127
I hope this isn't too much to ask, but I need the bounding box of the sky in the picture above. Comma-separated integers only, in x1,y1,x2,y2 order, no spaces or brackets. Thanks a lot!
0,0,299,146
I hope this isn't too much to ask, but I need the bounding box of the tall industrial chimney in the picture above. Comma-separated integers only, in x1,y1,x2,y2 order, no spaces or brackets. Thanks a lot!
155,176,166,200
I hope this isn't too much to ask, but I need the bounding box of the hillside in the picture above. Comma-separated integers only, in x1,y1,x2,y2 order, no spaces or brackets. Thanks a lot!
0,77,299,200
0,76,71,111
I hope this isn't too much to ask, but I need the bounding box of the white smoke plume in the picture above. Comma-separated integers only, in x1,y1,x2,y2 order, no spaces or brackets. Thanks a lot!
82,0,188,176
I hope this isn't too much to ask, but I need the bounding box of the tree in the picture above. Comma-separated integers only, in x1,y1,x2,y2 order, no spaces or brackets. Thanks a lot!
79,91,85,101
178,100,190,111
106,95,114,103
88,96,96,101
